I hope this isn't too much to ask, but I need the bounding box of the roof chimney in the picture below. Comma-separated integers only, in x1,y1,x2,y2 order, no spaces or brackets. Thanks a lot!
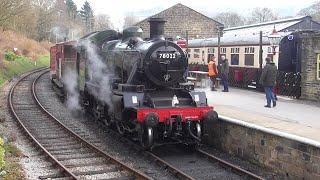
148,18,166,40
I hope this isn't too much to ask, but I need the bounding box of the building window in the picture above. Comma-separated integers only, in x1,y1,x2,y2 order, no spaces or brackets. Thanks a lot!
317,54,320,80
231,54,239,65
220,47,226,54
245,47,255,54
194,54,200,58
245,54,254,66
194,49,200,53
208,48,215,54
268,47,272,53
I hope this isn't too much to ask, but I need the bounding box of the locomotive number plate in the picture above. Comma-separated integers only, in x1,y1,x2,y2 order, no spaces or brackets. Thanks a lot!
157,52,176,59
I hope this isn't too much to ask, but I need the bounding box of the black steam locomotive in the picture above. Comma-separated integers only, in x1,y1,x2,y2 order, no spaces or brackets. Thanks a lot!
50,18,218,149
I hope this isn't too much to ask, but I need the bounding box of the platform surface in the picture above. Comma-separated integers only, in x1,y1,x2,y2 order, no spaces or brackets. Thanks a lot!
201,86,320,143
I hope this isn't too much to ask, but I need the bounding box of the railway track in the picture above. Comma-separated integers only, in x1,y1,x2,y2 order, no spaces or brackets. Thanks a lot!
147,146,265,180
8,68,151,180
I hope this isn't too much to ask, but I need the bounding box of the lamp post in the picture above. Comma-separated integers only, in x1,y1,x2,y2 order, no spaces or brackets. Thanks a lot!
217,25,224,64
268,26,282,58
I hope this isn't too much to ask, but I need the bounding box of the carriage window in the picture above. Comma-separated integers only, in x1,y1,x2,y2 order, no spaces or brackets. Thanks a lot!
220,47,226,54
245,47,255,54
194,54,200,58
231,54,239,65
208,48,215,54
245,54,254,66
231,48,239,54
193,48,200,59
317,54,320,80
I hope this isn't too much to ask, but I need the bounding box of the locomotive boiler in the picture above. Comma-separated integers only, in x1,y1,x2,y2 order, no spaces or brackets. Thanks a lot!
51,18,218,149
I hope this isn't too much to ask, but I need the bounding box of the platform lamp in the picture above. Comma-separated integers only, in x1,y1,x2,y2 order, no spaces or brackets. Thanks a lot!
217,25,224,64
268,26,282,57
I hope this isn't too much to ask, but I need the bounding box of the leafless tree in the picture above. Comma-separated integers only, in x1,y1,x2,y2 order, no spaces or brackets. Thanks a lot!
95,14,113,31
213,12,245,28
248,7,278,24
123,15,139,29
298,1,320,22
0,0,27,29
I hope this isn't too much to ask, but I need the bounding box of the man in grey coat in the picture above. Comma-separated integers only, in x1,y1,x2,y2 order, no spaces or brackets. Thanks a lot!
259,57,277,108
220,55,229,92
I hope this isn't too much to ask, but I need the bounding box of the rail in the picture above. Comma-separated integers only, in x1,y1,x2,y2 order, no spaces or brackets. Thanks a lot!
9,68,151,180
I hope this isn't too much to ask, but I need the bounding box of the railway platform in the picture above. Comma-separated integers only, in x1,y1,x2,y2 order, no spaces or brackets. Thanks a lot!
202,86,320,143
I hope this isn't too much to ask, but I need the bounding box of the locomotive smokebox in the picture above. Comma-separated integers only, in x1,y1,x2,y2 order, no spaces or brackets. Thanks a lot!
148,18,166,40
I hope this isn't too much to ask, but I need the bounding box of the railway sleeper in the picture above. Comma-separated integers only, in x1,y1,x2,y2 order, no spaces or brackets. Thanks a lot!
77,170,131,180
70,165,119,175
45,144,85,151
56,153,99,161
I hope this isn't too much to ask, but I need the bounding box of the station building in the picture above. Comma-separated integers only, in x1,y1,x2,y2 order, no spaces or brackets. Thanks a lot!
135,3,222,39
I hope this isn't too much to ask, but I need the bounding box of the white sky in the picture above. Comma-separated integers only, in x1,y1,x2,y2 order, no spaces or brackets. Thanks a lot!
73,0,317,30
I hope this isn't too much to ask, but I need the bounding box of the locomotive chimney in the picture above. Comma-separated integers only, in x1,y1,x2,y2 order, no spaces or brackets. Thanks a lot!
148,17,166,40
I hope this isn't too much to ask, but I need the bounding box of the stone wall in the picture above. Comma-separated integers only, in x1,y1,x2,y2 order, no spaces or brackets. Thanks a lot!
300,32,320,101
205,119,320,179
135,3,222,39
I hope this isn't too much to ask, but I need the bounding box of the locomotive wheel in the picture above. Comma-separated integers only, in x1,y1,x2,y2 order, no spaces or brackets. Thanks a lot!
140,126,154,150
116,121,125,135
195,122,201,139
103,117,112,127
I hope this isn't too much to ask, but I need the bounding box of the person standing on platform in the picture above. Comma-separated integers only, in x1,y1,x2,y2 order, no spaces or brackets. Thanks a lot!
259,57,277,108
208,56,218,91
220,55,229,92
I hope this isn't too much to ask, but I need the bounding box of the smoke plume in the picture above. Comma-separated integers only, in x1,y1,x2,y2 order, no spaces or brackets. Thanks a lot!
80,39,114,112
63,68,81,111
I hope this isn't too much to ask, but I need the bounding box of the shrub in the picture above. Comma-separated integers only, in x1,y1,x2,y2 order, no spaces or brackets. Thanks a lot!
4,52,17,61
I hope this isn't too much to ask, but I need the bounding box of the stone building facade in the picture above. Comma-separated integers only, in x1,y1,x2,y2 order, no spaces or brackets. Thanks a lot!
135,3,222,39
300,32,320,101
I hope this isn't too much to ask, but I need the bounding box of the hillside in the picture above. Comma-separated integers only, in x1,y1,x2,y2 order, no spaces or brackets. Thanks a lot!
0,31,51,87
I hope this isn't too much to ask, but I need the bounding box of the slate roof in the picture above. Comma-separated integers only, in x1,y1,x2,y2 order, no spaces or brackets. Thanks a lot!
188,16,319,47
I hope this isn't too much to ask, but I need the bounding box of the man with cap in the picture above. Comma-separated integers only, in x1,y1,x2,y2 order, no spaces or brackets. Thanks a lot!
259,57,277,108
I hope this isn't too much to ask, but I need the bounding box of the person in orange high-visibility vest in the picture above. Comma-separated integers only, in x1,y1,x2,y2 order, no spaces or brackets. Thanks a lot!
208,56,218,91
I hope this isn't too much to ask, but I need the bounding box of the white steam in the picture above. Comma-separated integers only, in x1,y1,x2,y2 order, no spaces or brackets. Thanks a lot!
80,40,114,111
63,68,81,111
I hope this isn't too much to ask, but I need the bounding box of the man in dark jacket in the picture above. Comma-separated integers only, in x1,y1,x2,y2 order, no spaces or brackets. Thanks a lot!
259,57,277,108
220,55,229,92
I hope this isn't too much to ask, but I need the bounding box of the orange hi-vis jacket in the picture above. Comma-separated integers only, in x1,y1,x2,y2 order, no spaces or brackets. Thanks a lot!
208,61,218,77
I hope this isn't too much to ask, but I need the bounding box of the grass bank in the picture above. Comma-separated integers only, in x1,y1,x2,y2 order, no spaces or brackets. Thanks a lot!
0,55,49,88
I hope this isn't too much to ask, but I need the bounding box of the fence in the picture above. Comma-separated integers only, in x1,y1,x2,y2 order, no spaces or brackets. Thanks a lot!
188,63,301,98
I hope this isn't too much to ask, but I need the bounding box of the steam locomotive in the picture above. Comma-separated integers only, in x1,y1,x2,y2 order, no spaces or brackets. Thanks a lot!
50,18,218,149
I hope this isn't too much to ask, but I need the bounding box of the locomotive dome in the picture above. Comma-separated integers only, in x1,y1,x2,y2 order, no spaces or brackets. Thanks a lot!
122,26,143,41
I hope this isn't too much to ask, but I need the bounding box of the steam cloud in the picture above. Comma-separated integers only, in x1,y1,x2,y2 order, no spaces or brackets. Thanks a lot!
63,68,81,111
80,39,114,112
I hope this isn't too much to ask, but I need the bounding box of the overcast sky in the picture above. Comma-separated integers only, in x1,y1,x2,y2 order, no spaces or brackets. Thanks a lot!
73,0,317,29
